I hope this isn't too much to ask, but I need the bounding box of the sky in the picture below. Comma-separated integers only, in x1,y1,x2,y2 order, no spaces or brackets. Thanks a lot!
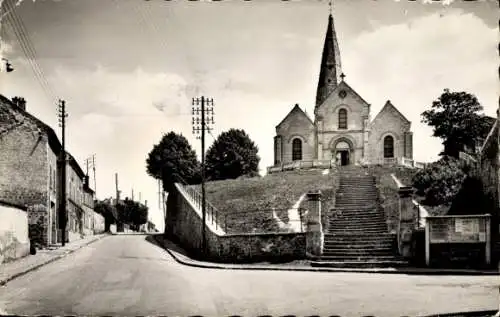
0,0,497,231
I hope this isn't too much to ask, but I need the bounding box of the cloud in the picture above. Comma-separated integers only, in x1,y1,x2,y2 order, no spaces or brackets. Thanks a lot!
49,65,190,118
342,10,497,162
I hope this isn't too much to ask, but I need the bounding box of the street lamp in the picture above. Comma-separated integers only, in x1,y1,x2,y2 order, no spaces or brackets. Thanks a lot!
2,58,13,72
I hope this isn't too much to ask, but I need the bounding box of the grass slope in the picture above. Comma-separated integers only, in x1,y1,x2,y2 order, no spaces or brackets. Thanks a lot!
188,169,336,234
364,165,420,233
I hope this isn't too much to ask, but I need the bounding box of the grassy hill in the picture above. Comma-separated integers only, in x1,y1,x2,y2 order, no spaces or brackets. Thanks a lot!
187,169,336,234
364,165,420,233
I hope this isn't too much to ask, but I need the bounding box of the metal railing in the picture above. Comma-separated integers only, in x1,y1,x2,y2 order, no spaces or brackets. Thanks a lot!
182,185,224,232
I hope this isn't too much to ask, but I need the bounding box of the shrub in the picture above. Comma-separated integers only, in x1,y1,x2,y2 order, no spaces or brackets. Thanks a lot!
412,156,466,206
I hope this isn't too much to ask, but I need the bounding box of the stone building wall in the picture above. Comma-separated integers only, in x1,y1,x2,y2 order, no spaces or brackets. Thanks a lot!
276,105,315,164
0,122,50,247
368,102,411,164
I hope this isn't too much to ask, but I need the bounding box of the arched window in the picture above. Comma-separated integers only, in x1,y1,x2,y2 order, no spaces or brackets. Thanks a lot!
292,138,302,161
338,108,348,129
384,135,394,158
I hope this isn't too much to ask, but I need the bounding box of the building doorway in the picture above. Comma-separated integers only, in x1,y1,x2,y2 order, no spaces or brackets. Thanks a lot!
338,150,350,166
334,140,351,166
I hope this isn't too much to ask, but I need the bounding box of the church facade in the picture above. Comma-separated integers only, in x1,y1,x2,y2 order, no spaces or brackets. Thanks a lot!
272,14,413,167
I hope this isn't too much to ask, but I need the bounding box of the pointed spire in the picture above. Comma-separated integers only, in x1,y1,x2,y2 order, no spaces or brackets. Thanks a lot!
315,9,342,109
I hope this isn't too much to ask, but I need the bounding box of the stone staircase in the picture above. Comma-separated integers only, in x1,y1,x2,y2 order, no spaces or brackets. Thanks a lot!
312,166,407,268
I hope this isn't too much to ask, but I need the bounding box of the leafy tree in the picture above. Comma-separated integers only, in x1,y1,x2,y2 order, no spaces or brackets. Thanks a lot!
116,198,148,230
146,132,201,192
412,156,466,206
421,89,494,158
205,128,260,181
94,199,117,232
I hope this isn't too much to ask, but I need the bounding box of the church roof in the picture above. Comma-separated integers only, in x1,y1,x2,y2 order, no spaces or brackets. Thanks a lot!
317,79,371,110
315,13,342,109
372,100,411,125
276,104,314,129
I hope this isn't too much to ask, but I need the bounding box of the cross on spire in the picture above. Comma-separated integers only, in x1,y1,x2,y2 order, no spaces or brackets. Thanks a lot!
328,0,333,15
340,73,346,81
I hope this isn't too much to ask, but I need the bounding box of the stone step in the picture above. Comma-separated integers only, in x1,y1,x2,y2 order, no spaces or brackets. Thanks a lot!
328,218,387,227
338,184,375,187
337,190,377,194
329,214,381,219
324,240,394,248
314,255,401,261
330,213,383,219
330,206,379,211
328,229,387,234
328,216,386,222
338,192,376,195
328,222,386,227
334,204,379,209
328,221,386,227
310,260,408,268
335,200,378,204
322,249,395,256
324,232,396,240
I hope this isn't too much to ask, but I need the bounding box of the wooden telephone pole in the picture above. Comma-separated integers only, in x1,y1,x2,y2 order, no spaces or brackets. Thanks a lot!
57,99,68,246
85,154,97,197
192,96,215,255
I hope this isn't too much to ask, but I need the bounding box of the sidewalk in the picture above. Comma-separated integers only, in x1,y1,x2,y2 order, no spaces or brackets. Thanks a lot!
152,234,500,275
0,233,109,286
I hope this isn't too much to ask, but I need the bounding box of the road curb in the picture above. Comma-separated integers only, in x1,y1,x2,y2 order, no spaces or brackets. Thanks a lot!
152,235,500,275
0,234,108,286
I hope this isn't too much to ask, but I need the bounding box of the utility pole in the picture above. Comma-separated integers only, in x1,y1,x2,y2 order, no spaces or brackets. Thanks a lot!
115,173,120,202
158,178,161,209
132,188,134,201
192,96,215,255
92,155,96,197
57,99,68,246
84,154,96,196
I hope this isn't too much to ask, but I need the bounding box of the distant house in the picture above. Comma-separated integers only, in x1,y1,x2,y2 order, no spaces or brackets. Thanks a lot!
66,153,87,242
82,175,101,235
0,95,97,247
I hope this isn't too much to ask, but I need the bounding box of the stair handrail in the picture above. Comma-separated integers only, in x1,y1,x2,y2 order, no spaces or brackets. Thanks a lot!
180,184,224,232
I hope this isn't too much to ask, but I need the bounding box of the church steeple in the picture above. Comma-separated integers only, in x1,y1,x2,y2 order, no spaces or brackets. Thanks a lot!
315,11,342,110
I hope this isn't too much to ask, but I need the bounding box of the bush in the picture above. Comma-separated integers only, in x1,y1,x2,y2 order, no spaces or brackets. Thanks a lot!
412,156,466,206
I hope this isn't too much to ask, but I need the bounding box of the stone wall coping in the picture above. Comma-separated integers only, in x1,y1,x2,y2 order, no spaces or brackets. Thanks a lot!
0,200,27,211
427,214,491,219
222,232,307,238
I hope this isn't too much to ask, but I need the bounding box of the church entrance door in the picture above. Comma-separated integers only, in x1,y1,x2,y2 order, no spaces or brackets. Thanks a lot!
334,140,351,166
339,150,349,166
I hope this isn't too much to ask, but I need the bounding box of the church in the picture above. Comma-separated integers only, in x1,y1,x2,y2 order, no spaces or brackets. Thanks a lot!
272,13,414,167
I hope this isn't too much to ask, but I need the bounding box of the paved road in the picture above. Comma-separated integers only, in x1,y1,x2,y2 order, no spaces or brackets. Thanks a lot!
0,234,498,317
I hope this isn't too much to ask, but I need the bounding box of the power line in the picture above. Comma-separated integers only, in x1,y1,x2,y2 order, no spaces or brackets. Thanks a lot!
4,0,56,102
10,0,56,100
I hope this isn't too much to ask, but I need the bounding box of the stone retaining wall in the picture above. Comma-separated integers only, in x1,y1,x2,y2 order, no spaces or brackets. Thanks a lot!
165,187,306,263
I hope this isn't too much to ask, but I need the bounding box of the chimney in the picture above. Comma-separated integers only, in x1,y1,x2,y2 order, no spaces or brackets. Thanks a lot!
12,97,26,111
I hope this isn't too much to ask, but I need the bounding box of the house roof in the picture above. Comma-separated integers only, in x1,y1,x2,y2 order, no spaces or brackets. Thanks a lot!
67,152,86,179
371,100,411,125
0,94,87,181
276,104,314,129
0,94,62,156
